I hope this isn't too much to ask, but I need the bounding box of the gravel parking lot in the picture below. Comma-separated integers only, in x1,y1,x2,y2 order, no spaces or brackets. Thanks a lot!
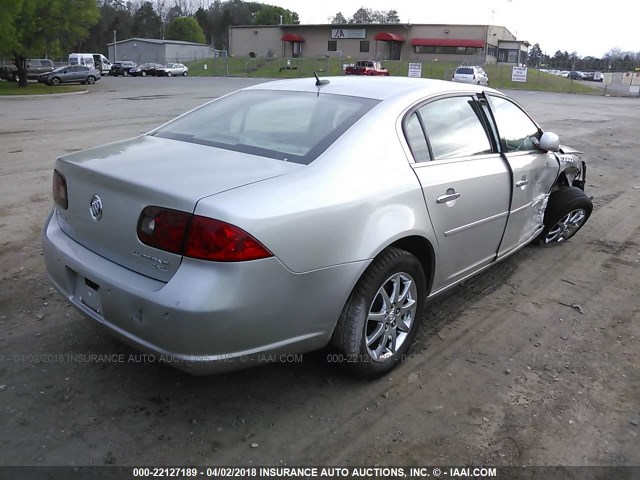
0,77,638,467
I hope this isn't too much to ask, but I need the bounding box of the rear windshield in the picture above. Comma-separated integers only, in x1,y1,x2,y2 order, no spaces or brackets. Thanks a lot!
153,90,378,165
456,67,474,74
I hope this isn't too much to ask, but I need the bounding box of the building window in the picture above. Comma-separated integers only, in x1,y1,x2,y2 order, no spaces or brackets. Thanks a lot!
328,40,337,52
360,41,370,53
414,45,480,55
498,49,519,63
486,44,498,58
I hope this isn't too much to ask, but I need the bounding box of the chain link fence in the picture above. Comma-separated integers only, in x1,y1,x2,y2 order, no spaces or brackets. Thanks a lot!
184,57,612,96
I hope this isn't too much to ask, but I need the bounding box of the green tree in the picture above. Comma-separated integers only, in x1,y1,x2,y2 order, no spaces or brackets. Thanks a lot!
254,5,297,25
165,17,206,44
349,7,373,23
0,0,99,87
385,9,400,23
528,43,543,67
133,1,162,39
330,12,347,24
194,6,213,44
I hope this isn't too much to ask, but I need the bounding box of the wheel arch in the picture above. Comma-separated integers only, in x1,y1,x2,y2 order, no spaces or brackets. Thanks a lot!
386,235,436,296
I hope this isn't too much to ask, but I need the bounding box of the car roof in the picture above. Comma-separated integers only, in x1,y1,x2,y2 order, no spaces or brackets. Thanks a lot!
244,76,497,102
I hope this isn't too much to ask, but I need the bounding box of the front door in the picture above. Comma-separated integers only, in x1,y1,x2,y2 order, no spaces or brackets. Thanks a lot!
485,95,560,255
405,95,511,291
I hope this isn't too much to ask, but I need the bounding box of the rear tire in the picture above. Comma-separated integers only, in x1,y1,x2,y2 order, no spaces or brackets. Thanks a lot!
123,70,128,77
330,247,426,379
183,71,188,77
535,187,592,246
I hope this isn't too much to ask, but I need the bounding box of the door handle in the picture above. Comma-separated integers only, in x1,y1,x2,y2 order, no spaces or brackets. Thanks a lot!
437,190,461,204
515,176,529,188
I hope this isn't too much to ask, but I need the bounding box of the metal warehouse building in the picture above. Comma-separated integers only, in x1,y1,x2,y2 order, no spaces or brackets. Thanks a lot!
229,24,529,65
107,38,215,64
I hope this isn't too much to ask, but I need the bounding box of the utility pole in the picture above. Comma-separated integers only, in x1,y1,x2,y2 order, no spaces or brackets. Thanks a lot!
113,30,117,61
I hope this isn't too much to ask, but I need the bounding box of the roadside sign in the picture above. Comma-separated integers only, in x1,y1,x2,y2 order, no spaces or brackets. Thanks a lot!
512,66,528,82
408,62,422,78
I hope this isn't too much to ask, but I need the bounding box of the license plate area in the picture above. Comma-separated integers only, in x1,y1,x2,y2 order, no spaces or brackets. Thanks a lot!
74,273,103,315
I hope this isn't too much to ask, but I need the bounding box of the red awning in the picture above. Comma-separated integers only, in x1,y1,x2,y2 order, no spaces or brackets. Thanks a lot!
281,33,305,43
410,38,484,48
374,32,406,42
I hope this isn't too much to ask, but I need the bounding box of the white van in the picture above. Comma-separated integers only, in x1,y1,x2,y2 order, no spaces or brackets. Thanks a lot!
69,53,112,74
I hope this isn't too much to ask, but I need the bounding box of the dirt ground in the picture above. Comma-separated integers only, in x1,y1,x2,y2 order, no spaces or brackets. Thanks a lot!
0,78,638,468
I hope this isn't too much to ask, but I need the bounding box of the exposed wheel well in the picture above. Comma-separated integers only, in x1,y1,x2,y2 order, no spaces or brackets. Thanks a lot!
386,236,435,295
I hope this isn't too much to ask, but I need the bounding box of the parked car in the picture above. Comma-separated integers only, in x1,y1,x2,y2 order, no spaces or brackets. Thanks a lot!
129,63,163,77
156,63,189,77
345,60,389,76
38,65,101,86
43,77,591,378
452,66,489,86
0,58,55,82
110,61,137,77
567,71,583,80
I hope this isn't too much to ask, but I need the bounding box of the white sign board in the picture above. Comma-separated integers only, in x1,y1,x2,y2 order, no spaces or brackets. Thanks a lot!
408,63,422,78
512,66,528,82
331,29,366,39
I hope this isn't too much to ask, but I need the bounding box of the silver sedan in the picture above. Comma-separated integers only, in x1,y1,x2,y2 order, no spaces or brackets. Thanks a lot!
43,77,592,378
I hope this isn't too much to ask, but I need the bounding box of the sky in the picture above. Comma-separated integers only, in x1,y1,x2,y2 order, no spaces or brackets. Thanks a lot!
269,0,639,58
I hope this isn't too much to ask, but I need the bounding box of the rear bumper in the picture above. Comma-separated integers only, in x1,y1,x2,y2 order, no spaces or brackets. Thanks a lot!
42,211,366,374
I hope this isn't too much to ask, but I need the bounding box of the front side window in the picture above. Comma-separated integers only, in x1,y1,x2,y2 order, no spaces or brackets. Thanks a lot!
154,90,378,165
419,96,492,160
488,96,540,152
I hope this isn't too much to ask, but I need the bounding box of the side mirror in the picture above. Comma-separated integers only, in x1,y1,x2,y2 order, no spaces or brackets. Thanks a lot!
539,132,560,152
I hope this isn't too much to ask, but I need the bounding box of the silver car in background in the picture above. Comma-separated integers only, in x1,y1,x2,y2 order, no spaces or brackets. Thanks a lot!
43,77,591,378
452,65,489,86
156,63,189,77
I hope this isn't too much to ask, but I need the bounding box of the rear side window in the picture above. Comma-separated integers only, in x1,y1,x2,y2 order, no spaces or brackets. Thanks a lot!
154,90,379,164
456,67,473,75
419,96,492,160
404,113,431,162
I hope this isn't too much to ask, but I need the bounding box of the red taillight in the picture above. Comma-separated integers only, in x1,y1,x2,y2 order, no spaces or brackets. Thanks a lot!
137,207,272,262
53,170,68,209
185,216,272,262
137,206,191,255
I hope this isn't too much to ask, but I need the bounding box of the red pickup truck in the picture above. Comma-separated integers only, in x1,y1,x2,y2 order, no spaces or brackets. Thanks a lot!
345,60,389,76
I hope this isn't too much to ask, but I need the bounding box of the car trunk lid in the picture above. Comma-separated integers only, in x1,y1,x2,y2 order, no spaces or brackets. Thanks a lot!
54,135,302,282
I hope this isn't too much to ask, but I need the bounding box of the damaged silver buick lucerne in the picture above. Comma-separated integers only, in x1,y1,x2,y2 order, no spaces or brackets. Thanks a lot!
43,77,592,378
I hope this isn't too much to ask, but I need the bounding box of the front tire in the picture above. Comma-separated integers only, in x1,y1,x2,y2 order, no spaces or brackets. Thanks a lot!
330,247,426,379
141,71,146,77
50,77,61,86
536,187,592,245
123,70,128,77
167,72,172,77
87,76,95,84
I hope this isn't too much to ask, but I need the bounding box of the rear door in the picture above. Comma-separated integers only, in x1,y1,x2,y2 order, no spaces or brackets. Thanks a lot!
405,95,511,290
484,94,560,255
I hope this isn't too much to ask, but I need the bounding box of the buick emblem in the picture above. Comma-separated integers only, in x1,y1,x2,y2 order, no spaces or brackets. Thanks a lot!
89,195,103,221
